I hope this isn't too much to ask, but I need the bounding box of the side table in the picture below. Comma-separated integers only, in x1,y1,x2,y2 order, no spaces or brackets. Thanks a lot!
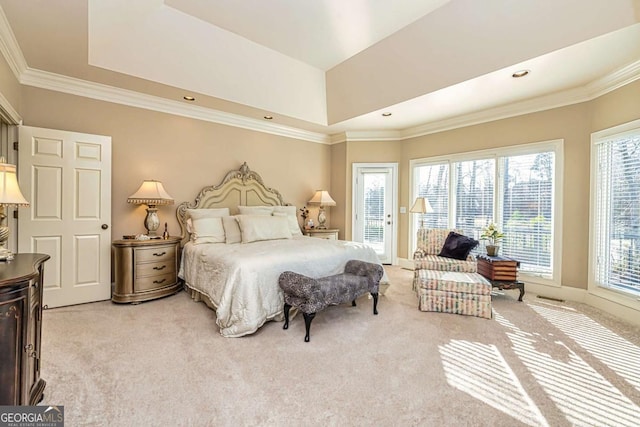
477,254,525,301
112,237,181,303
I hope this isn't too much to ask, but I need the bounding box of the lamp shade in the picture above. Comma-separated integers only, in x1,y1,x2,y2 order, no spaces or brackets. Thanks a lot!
409,197,433,214
0,161,29,207
308,190,336,207
127,180,174,206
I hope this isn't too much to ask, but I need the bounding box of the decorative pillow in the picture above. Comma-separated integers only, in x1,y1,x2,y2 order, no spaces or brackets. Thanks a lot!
235,214,292,243
186,208,230,219
273,206,302,236
438,231,478,260
190,216,225,244
222,215,242,244
186,208,229,244
238,205,274,216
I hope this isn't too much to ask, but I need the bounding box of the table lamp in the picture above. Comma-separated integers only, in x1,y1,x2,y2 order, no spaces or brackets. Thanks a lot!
0,158,30,260
308,190,336,229
410,197,433,228
127,180,174,236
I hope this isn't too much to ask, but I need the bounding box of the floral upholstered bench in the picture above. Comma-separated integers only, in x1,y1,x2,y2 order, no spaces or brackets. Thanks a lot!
278,260,384,342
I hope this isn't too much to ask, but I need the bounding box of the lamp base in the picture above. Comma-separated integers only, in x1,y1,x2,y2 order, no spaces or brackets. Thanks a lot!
316,206,328,229
144,205,160,236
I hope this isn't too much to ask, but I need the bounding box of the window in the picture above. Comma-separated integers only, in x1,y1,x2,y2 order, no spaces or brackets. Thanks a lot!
501,152,554,276
411,140,562,282
592,123,640,297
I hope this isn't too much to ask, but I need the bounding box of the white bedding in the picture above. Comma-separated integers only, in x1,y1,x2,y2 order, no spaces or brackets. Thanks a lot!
178,236,387,337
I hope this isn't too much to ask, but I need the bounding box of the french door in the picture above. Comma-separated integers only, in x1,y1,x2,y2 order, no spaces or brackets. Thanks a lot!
352,163,397,264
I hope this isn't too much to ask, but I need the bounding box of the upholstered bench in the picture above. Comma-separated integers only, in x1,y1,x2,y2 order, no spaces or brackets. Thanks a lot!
415,269,492,319
278,260,384,342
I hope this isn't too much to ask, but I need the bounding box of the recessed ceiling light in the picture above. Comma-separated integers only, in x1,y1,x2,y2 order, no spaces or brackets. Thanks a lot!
183,96,195,101
382,112,392,117
263,115,273,120
512,70,530,78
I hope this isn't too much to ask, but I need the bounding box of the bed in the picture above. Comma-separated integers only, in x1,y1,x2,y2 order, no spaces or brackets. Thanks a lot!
176,162,387,337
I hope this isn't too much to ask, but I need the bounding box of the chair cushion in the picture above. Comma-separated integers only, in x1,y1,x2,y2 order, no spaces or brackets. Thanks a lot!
438,231,479,260
414,254,477,273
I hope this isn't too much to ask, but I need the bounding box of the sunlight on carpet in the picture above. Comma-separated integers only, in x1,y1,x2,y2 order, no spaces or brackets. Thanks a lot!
494,305,640,427
439,340,548,427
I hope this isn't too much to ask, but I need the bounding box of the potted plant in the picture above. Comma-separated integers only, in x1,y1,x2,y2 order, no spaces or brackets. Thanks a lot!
480,222,504,256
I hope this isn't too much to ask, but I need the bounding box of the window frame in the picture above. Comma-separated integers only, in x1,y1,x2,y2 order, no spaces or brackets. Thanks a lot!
410,139,564,287
589,119,640,308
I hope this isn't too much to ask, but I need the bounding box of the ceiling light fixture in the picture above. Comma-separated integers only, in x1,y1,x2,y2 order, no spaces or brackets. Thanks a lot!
382,112,392,117
263,115,273,120
512,70,530,78
183,96,195,101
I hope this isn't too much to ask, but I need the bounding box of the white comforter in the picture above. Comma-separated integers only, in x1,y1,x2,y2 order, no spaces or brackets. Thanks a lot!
178,236,386,337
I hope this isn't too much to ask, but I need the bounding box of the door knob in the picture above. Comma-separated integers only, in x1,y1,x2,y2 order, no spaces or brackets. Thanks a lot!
101,224,109,230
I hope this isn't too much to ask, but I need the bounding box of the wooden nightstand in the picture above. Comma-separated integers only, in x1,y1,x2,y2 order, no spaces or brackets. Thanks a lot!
304,228,339,240
112,237,181,303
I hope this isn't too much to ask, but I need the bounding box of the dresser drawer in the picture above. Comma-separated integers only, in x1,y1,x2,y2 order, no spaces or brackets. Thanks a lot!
134,272,177,292
136,261,175,277
135,245,176,263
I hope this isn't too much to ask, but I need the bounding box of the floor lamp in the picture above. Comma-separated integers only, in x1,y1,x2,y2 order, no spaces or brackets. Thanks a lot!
409,197,433,228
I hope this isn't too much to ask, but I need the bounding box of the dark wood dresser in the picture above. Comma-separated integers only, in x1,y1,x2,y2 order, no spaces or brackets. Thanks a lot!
0,253,50,405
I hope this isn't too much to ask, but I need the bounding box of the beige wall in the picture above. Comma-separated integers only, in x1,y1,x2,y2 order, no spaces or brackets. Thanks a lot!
0,54,21,119
329,142,347,239
20,87,331,242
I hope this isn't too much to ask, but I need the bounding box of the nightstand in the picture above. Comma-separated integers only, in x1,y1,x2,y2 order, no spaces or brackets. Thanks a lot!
304,228,339,240
112,237,181,303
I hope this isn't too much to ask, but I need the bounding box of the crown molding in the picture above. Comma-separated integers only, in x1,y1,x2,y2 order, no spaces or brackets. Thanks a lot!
0,6,26,79
330,130,402,144
19,68,330,144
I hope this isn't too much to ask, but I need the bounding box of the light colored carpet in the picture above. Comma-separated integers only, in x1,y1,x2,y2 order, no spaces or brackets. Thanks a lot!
40,266,640,426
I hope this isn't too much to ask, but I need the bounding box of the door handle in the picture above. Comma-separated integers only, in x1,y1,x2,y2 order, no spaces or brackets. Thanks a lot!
101,224,109,230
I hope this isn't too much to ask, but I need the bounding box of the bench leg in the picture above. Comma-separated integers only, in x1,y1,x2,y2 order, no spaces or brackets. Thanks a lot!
302,312,316,342
371,292,379,315
283,303,291,330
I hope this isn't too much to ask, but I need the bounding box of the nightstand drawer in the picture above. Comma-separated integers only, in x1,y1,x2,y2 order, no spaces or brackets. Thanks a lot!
135,245,176,263
136,261,175,277
135,272,177,292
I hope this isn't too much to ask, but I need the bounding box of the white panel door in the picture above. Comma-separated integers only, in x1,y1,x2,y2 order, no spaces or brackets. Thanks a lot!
18,126,112,308
353,163,397,264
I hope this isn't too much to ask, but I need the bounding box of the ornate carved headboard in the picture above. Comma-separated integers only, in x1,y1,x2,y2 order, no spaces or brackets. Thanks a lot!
176,162,287,246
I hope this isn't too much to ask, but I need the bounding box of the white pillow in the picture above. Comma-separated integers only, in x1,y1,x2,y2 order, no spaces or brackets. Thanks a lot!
238,205,274,216
186,208,229,244
190,216,225,244
222,216,242,244
186,208,230,219
272,205,302,236
235,215,292,243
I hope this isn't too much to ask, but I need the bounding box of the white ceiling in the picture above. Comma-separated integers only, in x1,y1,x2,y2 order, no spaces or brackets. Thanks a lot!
1,0,640,139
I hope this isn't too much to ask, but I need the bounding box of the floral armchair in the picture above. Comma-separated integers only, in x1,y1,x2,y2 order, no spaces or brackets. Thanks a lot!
413,228,477,273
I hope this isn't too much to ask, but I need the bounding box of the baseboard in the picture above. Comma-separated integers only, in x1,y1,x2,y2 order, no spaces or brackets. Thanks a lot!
523,282,640,327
